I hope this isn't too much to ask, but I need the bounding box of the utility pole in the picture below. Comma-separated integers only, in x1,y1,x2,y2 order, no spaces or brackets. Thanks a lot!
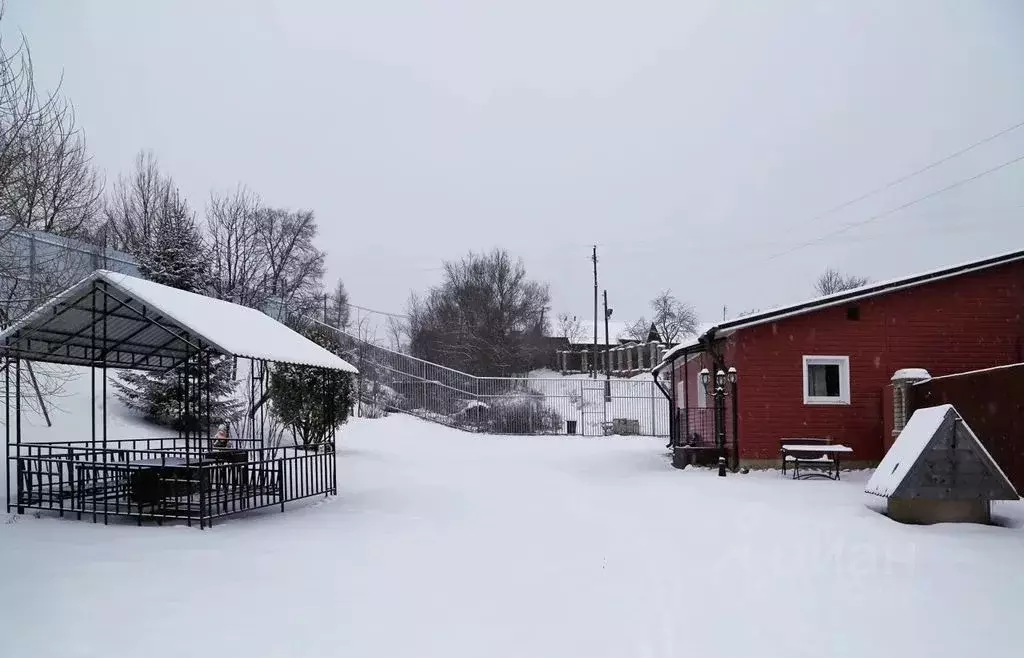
592,245,599,379
603,289,612,401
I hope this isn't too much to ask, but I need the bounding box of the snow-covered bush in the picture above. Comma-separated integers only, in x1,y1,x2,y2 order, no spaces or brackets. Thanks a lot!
358,379,406,419
269,323,354,447
478,389,562,434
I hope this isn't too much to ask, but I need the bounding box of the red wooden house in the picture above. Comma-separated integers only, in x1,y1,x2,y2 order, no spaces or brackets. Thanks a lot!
653,248,1024,468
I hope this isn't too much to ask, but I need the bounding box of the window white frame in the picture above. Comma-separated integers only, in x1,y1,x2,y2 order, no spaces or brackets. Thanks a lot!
696,370,707,408
802,355,851,405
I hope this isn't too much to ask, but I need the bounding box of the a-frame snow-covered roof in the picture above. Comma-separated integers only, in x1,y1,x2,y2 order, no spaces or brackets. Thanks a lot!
0,270,358,373
865,404,1017,500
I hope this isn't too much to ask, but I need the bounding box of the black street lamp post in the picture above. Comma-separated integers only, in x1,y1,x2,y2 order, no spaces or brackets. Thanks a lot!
700,366,739,473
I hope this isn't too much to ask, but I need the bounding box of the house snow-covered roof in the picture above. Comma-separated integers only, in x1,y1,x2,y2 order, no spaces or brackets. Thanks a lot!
650,323,717,374
865,404,1017,500
652,247,1024,376
0,270,358,373
706,247,1024,340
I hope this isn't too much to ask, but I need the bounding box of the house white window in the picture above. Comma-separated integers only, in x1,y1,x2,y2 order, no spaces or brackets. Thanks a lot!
802,356,850,405
695,370,707,408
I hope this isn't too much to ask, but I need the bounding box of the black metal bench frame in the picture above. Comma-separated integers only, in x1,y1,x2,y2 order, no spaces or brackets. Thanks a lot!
779,438,843,480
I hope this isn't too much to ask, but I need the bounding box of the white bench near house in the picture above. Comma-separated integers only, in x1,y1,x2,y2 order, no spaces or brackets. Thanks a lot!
779,438,853,480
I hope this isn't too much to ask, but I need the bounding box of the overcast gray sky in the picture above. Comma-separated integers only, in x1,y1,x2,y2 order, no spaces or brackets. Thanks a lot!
7,0,1024,331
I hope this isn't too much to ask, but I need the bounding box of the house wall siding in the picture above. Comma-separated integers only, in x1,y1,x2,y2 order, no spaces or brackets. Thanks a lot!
726,260,1024,462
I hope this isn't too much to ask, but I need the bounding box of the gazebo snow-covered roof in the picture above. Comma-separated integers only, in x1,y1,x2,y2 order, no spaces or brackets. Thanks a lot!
0,270,357,373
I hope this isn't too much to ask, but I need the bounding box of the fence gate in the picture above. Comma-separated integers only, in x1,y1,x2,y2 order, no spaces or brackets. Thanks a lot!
580,384,608,436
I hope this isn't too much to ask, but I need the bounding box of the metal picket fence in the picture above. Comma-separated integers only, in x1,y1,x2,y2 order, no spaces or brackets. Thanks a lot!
311,319,669,437
0,223,139,328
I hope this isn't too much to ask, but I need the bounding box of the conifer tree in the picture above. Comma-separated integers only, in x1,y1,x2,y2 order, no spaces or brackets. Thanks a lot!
112,190,240,429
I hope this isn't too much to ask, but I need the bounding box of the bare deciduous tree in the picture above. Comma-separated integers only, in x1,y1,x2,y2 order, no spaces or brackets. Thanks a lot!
103,150,171,254
206,185,267,307
256,208,325,308
650,290,698,343
408,249,551,375
3,99,103,238
624,317,651,343
556,312,586,344
385,315,408,352
815,268,869,296
0,7,60,223
205,189,331,320
0,4,112,408
0,6,102,330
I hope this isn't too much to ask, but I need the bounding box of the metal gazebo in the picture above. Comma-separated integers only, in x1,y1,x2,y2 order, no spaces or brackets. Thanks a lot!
3,270,357,528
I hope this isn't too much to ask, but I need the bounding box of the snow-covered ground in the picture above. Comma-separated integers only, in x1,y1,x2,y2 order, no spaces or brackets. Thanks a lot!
3,412,1024,658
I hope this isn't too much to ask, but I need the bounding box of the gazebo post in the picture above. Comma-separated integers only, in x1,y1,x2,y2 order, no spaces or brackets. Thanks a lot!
333,370,338,494
183,338,191,528
102,280,109,526
204,349,211,447
325,369,331,494
14,356,23,514
90,281,97,523
247,358,256,455
259,360,267,452
255,360,262,450
184,338,191,458
4,355,9,514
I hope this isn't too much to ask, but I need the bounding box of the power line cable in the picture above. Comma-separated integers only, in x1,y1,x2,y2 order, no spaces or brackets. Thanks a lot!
765,152,1024,261
787,116,1024,230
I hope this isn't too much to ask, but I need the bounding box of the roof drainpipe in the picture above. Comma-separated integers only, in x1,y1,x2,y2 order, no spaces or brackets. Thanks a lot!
652,366,671,401
651,353,675,451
